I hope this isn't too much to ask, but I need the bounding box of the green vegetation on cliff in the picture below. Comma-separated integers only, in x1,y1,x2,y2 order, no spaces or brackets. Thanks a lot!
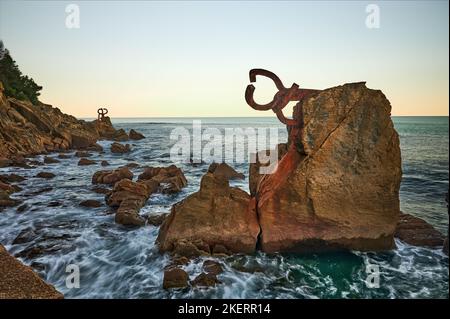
0,41,42,105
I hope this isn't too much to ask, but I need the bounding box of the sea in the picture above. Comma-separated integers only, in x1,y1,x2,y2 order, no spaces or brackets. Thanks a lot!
0,116,448,299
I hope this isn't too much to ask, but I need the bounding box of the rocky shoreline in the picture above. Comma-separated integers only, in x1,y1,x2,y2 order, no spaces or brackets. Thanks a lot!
0,81,448,297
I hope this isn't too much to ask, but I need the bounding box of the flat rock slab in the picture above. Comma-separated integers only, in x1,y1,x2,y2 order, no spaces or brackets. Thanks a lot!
395,212,445,247
0,244,63,299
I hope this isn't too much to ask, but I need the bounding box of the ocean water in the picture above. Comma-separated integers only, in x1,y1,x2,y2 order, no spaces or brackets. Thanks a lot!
0,116,448,299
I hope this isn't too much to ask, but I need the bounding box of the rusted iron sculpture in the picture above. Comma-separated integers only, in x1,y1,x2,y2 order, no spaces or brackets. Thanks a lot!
97,107,108,121
245,69,320,126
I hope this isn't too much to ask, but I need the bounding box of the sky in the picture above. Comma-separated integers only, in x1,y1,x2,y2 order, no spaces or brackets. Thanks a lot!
0,0,448,117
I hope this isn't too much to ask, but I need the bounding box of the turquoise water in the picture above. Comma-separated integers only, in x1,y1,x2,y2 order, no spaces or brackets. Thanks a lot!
0,116,448,298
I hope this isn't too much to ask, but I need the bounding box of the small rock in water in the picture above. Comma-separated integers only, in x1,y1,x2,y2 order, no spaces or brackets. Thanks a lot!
29,187,53,196
170,256,190,266
125,162,139,168
191,272,220,288
57,153,71,159
113,129,129,142
16,204,29,213
101,160,109,166
78,158,96,166
0,190,19,208
91,186,111,195
36,172,55,179
111,142,131,154
75,151,92,158
0,174,26,183
43,156,60,164
203,260,223,275
85,143,104,152
12,228,38,245
47,201,61,207
0,182,20,195
163,267,189,289
129,129,145,140
79,200,102,208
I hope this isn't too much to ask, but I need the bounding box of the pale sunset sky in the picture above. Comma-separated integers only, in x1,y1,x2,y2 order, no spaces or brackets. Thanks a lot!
0,1,448,117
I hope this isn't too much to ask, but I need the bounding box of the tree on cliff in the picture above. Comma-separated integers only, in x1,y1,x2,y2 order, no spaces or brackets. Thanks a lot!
0,41,42,105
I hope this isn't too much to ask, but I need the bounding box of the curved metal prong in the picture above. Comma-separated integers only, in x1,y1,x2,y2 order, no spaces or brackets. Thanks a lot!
249,69,286,91
245,84,276,111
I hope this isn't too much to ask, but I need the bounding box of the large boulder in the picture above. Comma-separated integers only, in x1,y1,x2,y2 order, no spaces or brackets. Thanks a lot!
157,172,260,254
254,82,402,253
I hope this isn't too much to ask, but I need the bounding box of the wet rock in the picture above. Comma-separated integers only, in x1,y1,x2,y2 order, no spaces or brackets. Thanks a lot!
13,228,38,245
0,174,26,183
36,172,55,179
78,158,96,166
163,267,189,289
57,153,71,159
231,262,265,274
191,272,220,288
16,204,29,213
79,200,102,208
203,260,223,275
92,186,111,195
101,160,109,167
106,179,151,226
27,160,44,166
208,162,245,180
0,181,21,194
112,129,129,142
138,165,187,194
75,151,92,158
92,167,133,185
0,244,63,298
170,256,190,266
43,156,60,164
126,162,139,168
47,201,61,207
157,172,260,254
85,143,103,152
129,129,145,140
147,213,168,226
0,190,19,208
254,82,402,253
395,212,445,247
172,240,209,258
28,187,53,196
212,244,230,256
0,157,12,167
111,142,131,154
